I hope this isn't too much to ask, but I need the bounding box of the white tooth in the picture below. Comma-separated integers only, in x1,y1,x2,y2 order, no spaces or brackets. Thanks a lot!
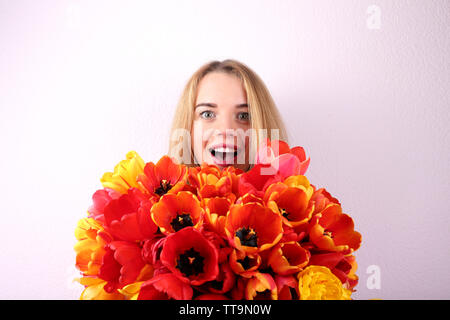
214,147,235,153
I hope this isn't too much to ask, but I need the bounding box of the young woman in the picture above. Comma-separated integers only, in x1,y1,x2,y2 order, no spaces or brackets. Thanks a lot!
168,59,288,172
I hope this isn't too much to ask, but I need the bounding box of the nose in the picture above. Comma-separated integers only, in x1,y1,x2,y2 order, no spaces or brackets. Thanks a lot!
217,114,235,131
213,114,238,138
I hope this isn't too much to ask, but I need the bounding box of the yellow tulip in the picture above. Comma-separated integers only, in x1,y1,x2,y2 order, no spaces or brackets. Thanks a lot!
298,266,352,300
74,218,111,276
76,278,124,300
100,151,145,194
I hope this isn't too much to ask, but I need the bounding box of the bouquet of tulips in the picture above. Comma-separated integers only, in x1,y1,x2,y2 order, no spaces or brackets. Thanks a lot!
74,139,361,300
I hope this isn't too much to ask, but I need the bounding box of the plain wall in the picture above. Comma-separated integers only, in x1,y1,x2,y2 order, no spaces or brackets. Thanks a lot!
0,0,449,299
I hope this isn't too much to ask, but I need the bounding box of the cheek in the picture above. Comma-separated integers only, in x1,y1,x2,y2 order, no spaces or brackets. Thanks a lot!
191,121,206,158
237,125,251,150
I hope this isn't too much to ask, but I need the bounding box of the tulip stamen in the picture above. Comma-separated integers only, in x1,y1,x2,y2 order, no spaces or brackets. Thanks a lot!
155,179,172,196
236,227,258,247
280,208,290,220
170,213,194,232
176,247,204,276
323,230,334,238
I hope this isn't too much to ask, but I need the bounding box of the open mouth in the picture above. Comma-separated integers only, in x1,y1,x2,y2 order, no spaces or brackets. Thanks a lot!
208,146,240,165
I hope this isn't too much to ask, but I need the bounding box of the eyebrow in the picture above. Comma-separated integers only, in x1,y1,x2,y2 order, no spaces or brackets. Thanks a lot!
195,103,248,109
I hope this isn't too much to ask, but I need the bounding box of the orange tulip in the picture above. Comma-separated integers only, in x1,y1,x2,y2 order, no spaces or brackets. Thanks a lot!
267,241,310,275
245,273,278,300
236,193,264,205
203,196,233,237
188,164,241,200
309,204,362,252
151,191,204,235
310,186,341,215
229,249,261,278
266,186,315,229
225,203,283,254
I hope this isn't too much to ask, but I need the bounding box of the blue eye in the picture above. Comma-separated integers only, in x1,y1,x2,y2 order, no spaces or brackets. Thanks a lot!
237,112,250,121
200,110,215,119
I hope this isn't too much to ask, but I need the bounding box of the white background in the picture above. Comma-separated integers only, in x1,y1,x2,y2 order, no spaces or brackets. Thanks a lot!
0,0,449,299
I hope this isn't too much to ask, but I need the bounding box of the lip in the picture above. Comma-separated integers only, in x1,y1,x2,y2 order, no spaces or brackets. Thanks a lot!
211,155,236,166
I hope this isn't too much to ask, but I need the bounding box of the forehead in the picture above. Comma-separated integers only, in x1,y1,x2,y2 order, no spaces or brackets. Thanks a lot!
196,72,247,105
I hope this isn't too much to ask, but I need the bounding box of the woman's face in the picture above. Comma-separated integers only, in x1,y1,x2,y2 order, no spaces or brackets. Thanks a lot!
191,71,251,171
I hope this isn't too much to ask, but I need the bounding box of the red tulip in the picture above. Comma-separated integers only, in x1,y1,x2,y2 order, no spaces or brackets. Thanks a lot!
275,275,299,300
138,273,193,300
160,227,219,286
138,155,187,198
87,188,121,223
102,188,158,242
98,241,146,293
308,252,359,290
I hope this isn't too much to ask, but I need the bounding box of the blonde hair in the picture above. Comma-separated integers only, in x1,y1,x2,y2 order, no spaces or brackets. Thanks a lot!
168,59,289,168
